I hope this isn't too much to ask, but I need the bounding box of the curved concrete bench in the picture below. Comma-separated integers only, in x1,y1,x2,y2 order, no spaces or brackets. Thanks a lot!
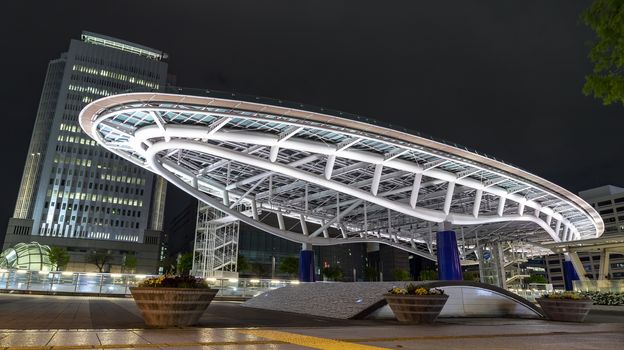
357,281,544,319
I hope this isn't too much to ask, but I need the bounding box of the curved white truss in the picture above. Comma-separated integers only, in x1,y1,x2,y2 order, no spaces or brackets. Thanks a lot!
79,90,603,262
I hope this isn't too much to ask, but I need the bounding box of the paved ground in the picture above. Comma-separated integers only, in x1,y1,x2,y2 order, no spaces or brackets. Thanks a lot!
0,294,622,349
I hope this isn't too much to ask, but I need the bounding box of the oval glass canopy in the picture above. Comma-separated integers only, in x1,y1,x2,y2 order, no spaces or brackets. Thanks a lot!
79,88,603,262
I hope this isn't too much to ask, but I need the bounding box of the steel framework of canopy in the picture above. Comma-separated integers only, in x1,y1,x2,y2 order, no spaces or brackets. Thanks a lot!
79,89,604,263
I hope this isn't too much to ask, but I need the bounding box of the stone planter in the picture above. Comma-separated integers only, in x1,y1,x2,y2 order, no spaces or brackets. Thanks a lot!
384,294,449,323
536,297,593,322
130,287,218,327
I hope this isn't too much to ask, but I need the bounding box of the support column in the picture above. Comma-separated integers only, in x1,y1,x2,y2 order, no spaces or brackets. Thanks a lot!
598,249,611,280
299,243,315,282
436,228,462,280
563,253,580,291
567,251,589,281
477,244,486,283
494,241,507,289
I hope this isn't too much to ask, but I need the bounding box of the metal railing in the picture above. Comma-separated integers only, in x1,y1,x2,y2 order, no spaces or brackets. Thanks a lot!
573,280,624,293
0,270,156,295
0,269,297,297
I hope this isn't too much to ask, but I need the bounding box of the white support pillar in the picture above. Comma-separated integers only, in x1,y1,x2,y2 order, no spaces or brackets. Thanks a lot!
495,241,507,289
269,145,279,162
598,249,611,280
321,220,329,238
518,201,525,216
497,196,506,216
251,200,259,220
277,212,285,231
371,164,383,196
555,220,562,238
567,251,589,281
325,155,336,180
300,214,309,236
304,183,309,213
477,244,486,284
409,173,422,209
443,182,455,215
222,190,230,206
473,189,483,218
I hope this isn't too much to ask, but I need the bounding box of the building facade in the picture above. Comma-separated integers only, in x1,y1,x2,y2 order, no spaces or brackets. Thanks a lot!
545,185,624,289
4,32,168,273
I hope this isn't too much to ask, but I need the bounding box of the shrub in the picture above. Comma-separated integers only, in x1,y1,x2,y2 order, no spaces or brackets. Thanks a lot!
392,269,411,281
418,269,437,281
580,291,624,306
322,266,343,281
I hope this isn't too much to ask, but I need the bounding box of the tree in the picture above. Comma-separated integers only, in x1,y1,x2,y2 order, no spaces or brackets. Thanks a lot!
392,268,411,281
463,270,479,282
122,255,138,274
160,255,177,275
279,256,299,278
48,247,69,271
582,0,624,106
322,266,343,281
86,250,112,273
177,252,193,276
250,262,267,277
418,269,438,281
364,266,379,281
526,274,548,284
237,254,249,273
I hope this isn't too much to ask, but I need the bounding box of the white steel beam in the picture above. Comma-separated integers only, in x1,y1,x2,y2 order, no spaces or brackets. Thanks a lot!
371,164,383,196
300,214,309,235
129,125,579,232
443,182,455,215
409,173,423,209
497,196,506,216
473,189,483,218
325,155,336,180
310,200,363,238
145,139,562,241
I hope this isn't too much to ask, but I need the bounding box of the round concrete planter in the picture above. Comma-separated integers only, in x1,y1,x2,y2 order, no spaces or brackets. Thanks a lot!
536,297,592,322
384,294,449,323
130,287,218,327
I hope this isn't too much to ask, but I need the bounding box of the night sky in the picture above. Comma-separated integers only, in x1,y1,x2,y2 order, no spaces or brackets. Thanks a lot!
0,1,621,228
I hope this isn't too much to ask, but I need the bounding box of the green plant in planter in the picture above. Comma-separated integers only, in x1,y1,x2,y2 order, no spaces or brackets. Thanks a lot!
131,275,217,327
138,275,209,289
541,292,589,300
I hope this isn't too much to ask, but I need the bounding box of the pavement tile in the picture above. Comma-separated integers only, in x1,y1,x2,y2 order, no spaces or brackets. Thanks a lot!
131,328,261,344
95,330,151,345
47,330,101,346
0,330,56,347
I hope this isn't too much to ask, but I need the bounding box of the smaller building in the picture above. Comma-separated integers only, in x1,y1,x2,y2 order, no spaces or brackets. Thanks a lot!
0,242,52,271
543,185,624,289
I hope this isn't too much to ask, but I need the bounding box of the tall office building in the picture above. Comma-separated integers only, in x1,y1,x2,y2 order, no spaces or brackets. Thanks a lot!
4,32,168,273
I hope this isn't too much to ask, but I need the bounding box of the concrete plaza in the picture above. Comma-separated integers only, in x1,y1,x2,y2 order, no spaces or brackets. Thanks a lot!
0,294,621,349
